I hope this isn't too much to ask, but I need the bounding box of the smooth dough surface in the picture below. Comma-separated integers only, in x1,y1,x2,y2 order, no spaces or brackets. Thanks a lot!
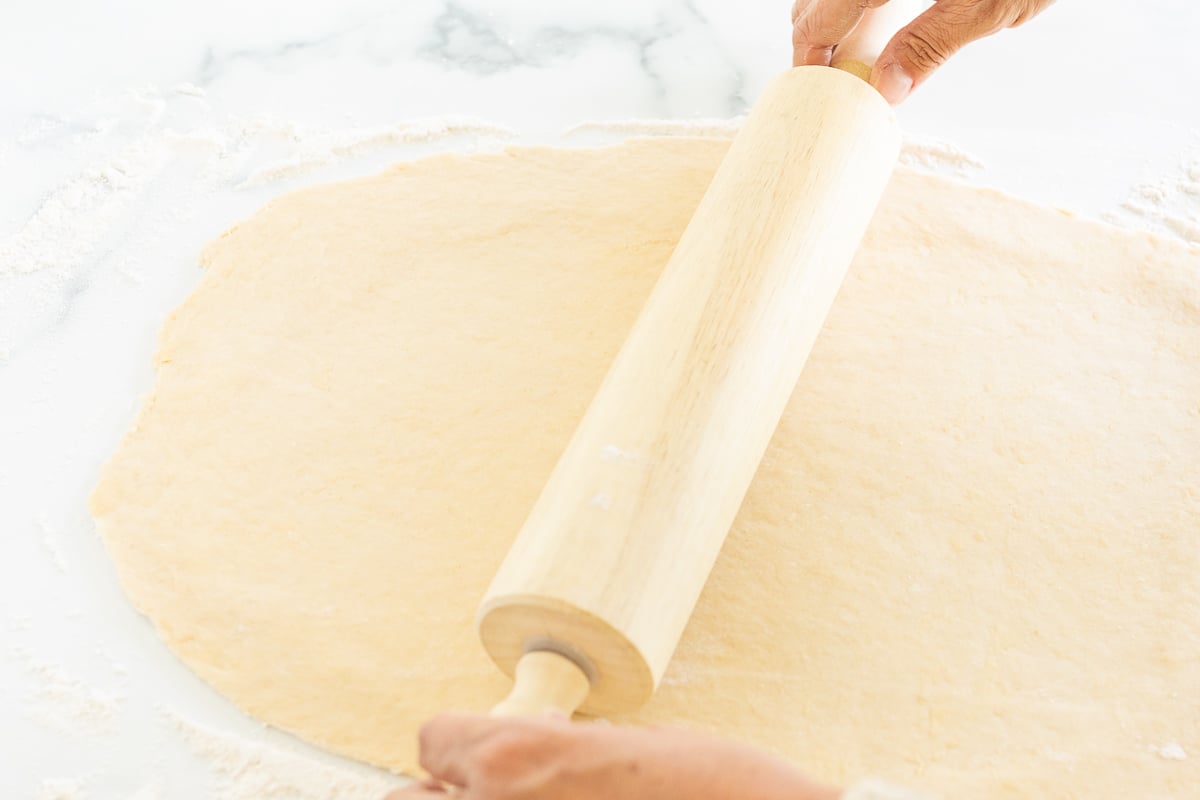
91,138,1200,797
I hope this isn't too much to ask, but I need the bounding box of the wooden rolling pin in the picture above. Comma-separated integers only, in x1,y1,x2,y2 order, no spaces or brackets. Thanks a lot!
478,3,917,718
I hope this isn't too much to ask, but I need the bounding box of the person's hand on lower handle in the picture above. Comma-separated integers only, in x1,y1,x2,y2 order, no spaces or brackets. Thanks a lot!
387,712,841,800
791,0,1057,104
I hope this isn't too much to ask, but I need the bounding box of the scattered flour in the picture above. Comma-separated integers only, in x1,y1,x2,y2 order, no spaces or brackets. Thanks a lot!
36,514,69,574
172,82,207,98
7,612,33,632
599,443,645,462
1,88,512,279
236,118,515,189
25,660,123,734
1114,141,1200,243
843,778,932,800
1151,741,1189,761
0,85,514,358
36,778,87,800
0,137,171,278
898,134,984,176
96,646,131,679
170,714,399,800
41,778,166,800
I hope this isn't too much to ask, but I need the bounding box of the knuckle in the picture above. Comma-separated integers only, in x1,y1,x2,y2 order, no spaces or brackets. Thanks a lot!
952,0,1022,33
1011,0,1053,27
793,12,823,46
795,0,870,48
897,27,953,72
791,21,811,49
473,731,528,779
470,721,574,792
976,0,1017,30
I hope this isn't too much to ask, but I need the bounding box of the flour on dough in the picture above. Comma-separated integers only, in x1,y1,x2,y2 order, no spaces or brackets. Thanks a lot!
91,138,1200,798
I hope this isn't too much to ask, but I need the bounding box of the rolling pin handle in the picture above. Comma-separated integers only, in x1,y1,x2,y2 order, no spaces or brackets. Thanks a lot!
831,0,927,81
490,650,592,718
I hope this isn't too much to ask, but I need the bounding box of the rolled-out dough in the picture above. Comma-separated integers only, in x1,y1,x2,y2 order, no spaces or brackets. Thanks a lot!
91,138,1200,797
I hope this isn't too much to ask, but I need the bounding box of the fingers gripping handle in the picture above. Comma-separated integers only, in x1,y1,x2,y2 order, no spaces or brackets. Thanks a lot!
831,0,926,80
490,651,592,718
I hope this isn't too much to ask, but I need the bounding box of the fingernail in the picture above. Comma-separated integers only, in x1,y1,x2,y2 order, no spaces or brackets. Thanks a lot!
874,63,913,105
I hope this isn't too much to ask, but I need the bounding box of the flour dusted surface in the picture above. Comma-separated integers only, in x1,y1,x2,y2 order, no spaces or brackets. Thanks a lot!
171,715,398,800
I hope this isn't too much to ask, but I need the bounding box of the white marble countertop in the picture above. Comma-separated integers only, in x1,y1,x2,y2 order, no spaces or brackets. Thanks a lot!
3,1,1198,797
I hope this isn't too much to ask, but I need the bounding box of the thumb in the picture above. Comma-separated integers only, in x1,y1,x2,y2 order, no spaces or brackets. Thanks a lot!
870,0,1011,104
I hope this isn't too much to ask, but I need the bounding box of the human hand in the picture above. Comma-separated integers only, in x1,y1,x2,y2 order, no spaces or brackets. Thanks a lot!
791,0,1056,104
386,712,841,800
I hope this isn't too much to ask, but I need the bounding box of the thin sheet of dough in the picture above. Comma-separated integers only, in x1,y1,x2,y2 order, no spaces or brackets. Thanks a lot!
91,138,1200,797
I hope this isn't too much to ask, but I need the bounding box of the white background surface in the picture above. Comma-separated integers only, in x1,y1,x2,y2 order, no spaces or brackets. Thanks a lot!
2,1,1198,797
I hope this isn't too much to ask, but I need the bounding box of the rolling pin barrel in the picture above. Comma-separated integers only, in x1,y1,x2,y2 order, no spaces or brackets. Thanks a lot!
480,65,901,716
